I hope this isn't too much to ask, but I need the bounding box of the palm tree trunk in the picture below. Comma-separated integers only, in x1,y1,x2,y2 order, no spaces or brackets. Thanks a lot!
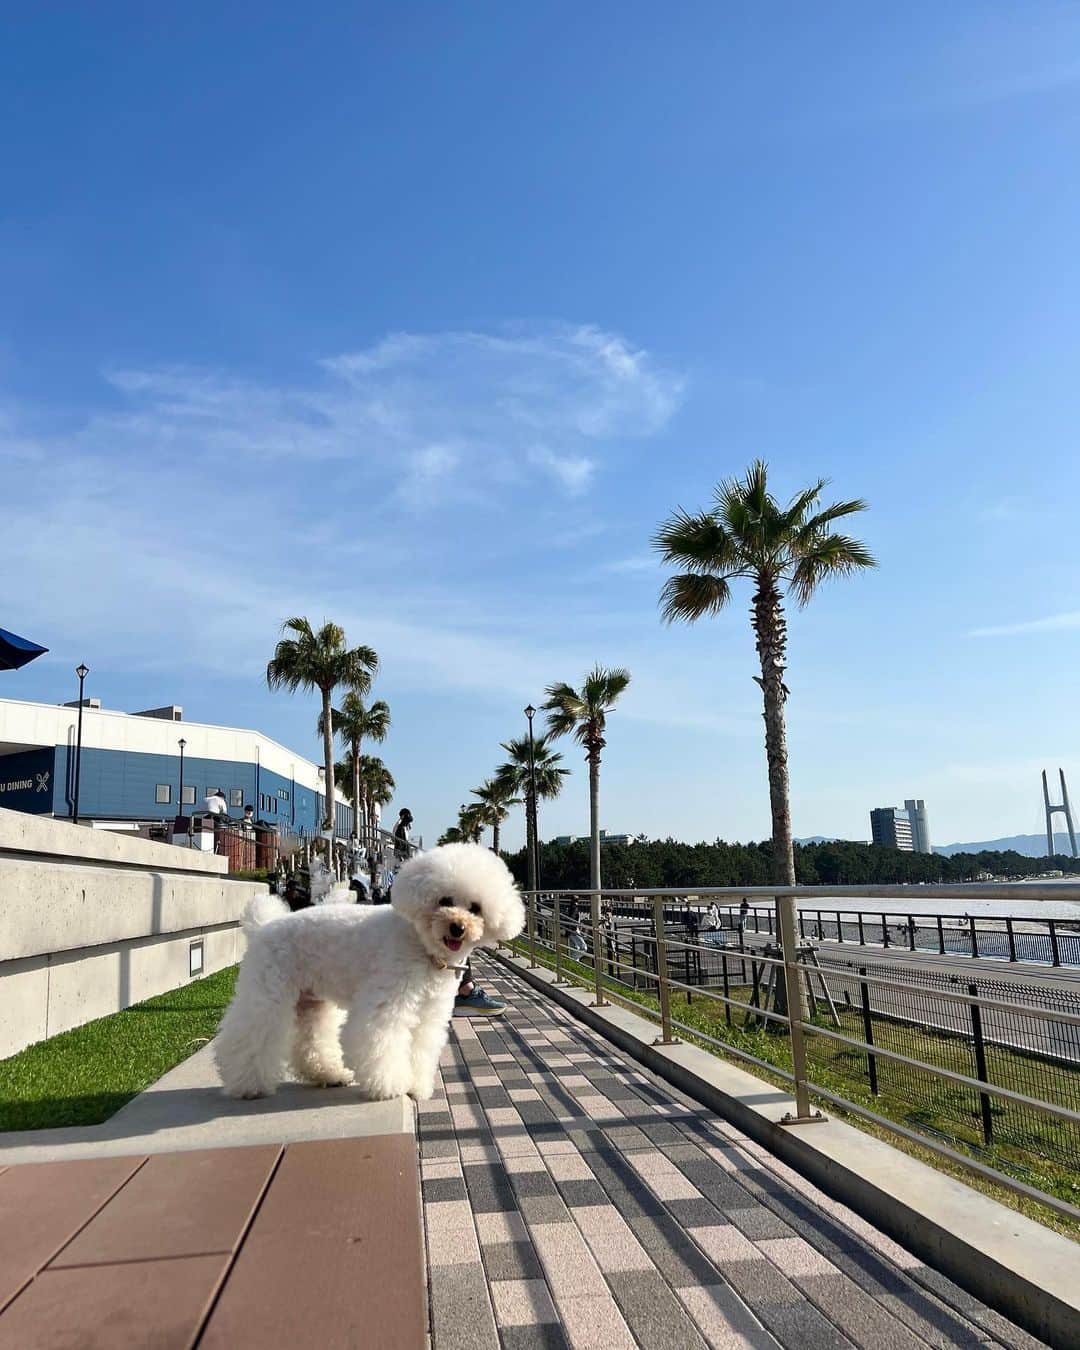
752,576,794,886
352,736,362,844
587,738,602,894
321,686,335,841
752,574,807,1020
492,819,500,854
367,791,378,890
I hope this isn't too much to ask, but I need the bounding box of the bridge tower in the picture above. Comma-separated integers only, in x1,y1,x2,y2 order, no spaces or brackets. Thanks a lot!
1042,768,1078,858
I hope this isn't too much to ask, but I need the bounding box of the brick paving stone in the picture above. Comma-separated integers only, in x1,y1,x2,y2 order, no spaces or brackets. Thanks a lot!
420,955,1047,1350
606,1269,711,1349
675,1285,778,1350
491,1278,560,1326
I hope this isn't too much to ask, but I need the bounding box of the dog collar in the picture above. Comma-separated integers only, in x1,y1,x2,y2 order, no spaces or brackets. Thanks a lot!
430,954,469,976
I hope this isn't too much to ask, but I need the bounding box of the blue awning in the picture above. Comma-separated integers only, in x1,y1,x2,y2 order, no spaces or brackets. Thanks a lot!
0,627,49,671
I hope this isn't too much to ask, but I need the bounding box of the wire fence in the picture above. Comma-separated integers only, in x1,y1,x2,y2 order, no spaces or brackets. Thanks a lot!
517,885,1080,1223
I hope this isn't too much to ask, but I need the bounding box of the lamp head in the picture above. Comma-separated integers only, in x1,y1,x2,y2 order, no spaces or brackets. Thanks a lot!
75,663,89,680
524,704,536,720
178,738,187,750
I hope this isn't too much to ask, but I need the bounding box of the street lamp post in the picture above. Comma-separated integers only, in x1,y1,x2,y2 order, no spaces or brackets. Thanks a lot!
177,738,186,817
524,705,539,894
71,663,89,824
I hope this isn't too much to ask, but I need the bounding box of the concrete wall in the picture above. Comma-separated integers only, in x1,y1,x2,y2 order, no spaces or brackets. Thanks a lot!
0,809,261,1059
0,805,228,873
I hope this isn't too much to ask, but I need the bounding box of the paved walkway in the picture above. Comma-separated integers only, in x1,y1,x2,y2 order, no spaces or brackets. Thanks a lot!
421,954,1045,1350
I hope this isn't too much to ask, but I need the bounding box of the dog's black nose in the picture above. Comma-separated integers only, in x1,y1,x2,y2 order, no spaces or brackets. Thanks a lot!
449,922,464,939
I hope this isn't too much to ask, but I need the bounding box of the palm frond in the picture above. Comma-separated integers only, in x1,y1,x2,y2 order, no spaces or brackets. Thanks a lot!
497,734,570,800
789,534,877,605
651,509,739,573
659,573,732,624
796,496,870,536
582,664,632,711
777,478,828,534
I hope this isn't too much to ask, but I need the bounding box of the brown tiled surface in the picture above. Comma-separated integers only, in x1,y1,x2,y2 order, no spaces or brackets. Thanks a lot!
422,954,1049,1350
0,1136,425,1350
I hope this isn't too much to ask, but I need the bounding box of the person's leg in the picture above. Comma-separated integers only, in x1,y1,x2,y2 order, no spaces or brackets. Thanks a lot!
454,957,506,1016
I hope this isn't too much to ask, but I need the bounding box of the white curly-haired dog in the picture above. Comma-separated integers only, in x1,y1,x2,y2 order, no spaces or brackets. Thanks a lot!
213,843,524,1101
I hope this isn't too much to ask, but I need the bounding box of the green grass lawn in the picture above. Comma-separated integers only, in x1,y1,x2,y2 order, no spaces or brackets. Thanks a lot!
510,940,1080,1240
0,965,238,1132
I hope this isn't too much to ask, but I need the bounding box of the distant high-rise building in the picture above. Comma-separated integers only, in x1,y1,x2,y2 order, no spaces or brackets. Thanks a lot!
904,798,932,853
870,807,914,851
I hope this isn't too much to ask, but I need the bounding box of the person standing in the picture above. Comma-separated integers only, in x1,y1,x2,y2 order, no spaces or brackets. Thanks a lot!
393,808,413,861
204,788,229,820
454,961,507,1017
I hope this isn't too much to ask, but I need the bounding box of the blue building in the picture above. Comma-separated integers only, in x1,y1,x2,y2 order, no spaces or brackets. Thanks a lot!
0,696,355,839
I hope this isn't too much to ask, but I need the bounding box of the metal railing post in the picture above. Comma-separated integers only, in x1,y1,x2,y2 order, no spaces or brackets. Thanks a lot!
968,982,994,1146
528,891,538,968
651,897,679,1045
1006,917,1016,963
778,893,825,1125
859,966,878,1095
1049,919,1062,968
590,892,606,1007
968,915,979,958
553,895,567,984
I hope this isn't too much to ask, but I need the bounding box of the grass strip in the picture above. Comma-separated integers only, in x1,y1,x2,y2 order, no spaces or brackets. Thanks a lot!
0,965,238,1132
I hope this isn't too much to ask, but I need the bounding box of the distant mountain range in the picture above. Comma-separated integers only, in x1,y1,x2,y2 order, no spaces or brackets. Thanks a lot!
934,833,1076,858
795,833,1076,857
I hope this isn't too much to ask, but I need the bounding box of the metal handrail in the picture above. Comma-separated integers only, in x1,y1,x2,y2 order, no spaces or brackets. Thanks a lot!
518,885,1080,1222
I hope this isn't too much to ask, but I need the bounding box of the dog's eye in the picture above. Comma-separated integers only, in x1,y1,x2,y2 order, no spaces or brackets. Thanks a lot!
469,903,482,917
438,897,455,908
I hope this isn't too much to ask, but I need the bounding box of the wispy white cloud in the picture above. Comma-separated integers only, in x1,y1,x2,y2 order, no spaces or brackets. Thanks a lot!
602,554,657,574
74,324,684,504
0,325,734,737
968,611,1080,639
528,446,595,496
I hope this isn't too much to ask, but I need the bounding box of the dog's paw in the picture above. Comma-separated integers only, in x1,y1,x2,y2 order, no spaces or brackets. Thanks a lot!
355,1074,411,1101
319,1069,356,1088
408,1081,437,1102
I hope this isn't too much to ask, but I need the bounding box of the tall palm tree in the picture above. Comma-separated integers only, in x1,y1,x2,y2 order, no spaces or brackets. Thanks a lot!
457,801,486,844
267,618,378,835
322,693,391,841
470,778,520,853
653,460,875,887
542,666,631,894
495,734,569,882
356,754,395,834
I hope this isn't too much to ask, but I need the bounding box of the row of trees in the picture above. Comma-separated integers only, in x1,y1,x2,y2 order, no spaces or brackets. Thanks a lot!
265,617,394,839
444,460,875,905
503,836,1080,892
439,668,632,898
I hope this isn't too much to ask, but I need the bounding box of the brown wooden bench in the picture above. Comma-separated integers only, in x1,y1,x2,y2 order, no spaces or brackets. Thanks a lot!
0,1135,425,1348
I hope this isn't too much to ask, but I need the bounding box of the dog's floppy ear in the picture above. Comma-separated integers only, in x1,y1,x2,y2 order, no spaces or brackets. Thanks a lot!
390,843,525,942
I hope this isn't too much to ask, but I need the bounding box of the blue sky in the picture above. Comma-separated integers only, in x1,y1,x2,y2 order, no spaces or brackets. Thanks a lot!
3,2,1080,849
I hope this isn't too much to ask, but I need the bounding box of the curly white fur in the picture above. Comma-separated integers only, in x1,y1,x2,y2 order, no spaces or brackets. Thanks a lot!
213,843,524,1101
